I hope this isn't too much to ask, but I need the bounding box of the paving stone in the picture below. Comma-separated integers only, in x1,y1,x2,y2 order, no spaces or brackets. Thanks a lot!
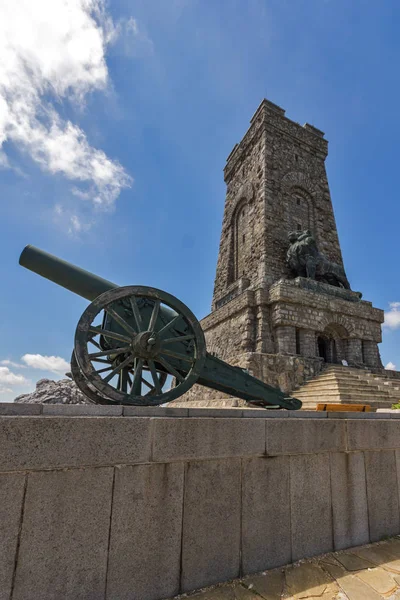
13,467,113,600
356,567,397,596
242,456,291,573
0,416,152,471
285,563,338,599
290,454,333,561
266,419,346,455
42,403,122,416
242,571,284,599
152,418,265,462
0,402,41,415
384,537,400,556
335,552,373,571
181,459,241,592
320,558,382,600
106,463,184,600
330,453,369,550
0,473,26,600
347,420,400,451
351,544,400,574
364,451,400,541
188,584,258,600
123,406,189,417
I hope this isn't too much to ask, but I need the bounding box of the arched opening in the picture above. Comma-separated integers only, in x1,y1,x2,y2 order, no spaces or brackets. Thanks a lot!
231,199,248,282
317,324,349,364
288,187,312,234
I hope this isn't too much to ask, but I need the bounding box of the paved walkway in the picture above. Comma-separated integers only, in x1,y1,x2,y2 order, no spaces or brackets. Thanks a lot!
174,537,400,599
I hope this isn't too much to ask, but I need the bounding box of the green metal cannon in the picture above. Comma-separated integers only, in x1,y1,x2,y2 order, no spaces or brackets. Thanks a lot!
19,245,302,409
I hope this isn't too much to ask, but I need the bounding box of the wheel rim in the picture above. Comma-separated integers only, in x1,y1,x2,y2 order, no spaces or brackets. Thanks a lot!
70,351,116,405
74,286,206,405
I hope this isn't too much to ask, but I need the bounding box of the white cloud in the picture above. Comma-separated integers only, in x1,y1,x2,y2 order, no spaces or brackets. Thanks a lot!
117,17,155,59
0,359,25,368
0,366,27,385
0,0,131,212
53,204,93,235
21,354,70,374
0,387,13,395
385,362,396,371
384,302,400,330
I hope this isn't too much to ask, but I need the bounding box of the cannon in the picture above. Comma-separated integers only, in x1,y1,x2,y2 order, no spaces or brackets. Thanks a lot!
19,245,302,410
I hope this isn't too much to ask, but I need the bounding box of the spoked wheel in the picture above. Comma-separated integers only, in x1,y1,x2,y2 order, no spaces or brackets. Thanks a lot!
74,286,206,405
71,350,168,405
71,351,115,405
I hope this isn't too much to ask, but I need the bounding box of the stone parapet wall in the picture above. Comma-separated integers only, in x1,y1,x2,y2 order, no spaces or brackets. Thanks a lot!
269,279,384,342
2,407,400,600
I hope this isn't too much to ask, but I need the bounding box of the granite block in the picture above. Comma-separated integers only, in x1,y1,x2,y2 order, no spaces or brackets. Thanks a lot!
242,456,291,573
188,408,243,418
0,402,41,415
123,406,189,417
106,463,184,600
0,473,26,600
327,412,387,419
181,459,241,592
330,452,369,549
266,419,346,455
364,450,400,542
152,417,265,462
288,411,327,418
0,416,152,471
242,409,288,418
13,467,113,600
347,420,400,451
290,453,333,560
42,404,122,416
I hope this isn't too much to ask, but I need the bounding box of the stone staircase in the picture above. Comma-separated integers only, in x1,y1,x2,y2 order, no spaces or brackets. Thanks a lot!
294,365,400,410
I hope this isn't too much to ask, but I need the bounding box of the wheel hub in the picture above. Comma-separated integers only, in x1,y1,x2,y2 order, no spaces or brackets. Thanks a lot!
131,330,161,359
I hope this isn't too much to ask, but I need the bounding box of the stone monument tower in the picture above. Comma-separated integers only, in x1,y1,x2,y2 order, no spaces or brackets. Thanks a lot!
179,99,385,405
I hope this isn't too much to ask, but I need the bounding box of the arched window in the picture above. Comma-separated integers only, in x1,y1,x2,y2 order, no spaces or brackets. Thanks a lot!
289,188,311,233
233,201,248,281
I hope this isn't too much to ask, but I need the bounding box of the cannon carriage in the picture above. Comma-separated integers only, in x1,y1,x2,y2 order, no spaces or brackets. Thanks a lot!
19,245,301,410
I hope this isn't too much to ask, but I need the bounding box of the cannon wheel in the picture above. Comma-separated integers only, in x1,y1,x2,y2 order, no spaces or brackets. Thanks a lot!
73,286,207,405
70,350,169,405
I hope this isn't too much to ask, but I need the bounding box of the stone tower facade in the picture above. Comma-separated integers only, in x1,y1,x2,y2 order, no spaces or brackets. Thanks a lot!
178,99,385,405
212,99,344,310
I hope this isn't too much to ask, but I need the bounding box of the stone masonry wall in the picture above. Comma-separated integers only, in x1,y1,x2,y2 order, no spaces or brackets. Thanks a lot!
2,406,400,600
269,279,384,343
212,99,346,309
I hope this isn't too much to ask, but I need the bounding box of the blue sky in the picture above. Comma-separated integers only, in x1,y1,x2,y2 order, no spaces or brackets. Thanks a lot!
1,0,400,400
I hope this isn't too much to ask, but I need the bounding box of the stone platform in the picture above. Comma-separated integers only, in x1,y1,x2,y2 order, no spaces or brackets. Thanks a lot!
175,537,400,599
2,406,400,600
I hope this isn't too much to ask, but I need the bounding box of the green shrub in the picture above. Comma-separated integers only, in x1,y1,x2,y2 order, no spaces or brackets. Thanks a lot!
391,403,400,410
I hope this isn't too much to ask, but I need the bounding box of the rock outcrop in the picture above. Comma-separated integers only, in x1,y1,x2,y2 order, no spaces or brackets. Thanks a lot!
14,378,90,404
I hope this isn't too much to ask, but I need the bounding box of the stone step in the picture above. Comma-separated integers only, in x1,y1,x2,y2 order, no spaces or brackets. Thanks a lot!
308,373,375,383
293,390,393,401
323,367,372,375
295,380,391,392
296,381,386,392
300,398,394,409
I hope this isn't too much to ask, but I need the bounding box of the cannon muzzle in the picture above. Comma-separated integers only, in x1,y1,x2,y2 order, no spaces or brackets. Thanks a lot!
19,245,117,302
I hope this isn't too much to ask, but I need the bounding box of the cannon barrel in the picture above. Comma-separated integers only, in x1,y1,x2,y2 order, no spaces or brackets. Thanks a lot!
19,245,118,302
